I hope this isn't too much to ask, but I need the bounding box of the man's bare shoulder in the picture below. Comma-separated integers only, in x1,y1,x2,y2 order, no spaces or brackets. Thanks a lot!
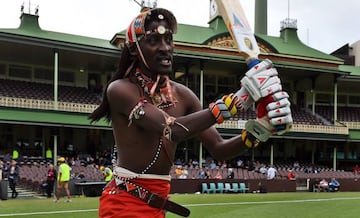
171,81,193,94
107,79,137,99
171,81,202,111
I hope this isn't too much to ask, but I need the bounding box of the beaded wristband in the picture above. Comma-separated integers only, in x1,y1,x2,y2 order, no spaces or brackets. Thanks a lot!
241,129,260,148
209,100,232,124
209,102,224,124
221,94,239,116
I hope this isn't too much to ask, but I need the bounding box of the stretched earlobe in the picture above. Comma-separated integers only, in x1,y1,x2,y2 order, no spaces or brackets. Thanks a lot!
128,44,138,56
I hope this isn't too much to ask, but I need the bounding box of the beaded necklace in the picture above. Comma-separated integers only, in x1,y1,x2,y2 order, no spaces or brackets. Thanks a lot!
134,68,177,110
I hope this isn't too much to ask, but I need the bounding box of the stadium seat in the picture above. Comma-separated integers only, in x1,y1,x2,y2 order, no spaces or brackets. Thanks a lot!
224,183,232,193
217,182,225,193
209,183,217,193
231,183,240,193
202,183,210,194
239,183,249,193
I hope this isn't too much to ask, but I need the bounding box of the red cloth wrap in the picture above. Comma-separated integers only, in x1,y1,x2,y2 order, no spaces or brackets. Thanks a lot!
99,178,171,218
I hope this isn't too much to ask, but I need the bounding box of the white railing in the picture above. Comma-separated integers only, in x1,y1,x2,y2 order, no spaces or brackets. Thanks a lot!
217,119,350,134
0,96,98,113
0,96,357,134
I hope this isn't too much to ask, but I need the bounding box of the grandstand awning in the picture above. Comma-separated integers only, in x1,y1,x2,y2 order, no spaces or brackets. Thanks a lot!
349,130,360,142
0,107,111,130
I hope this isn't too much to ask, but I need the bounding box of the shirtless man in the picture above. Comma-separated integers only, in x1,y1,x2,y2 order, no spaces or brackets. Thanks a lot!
89,7,292,218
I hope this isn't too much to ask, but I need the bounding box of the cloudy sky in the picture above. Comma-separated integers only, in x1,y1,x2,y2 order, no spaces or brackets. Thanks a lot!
0,0,359,53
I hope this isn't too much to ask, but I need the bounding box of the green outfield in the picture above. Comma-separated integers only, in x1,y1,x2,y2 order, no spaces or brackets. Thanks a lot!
0,192,359,218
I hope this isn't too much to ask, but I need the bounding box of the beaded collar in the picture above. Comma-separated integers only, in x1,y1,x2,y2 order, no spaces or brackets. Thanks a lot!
134,68,177,110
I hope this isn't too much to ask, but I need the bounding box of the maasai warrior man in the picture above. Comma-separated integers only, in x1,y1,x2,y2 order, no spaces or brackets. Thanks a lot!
89,7,292,218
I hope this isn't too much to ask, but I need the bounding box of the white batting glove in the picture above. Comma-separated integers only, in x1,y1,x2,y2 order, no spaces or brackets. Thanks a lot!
234,59,282,111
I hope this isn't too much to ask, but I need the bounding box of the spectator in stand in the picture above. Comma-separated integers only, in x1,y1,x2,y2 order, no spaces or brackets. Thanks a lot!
352,164,360,175
74,157,82,166
209,160,217,169
178,165,188,179
174,158,182,166
293,161,300,169
259,164,267,174
46,147,53,162
236,159,243,168
287,170,296,181
198,168,207,179
3,152,11,163
219,161,227,169
191,159,199,168
267,165,277,180
12,149,19,161
214,169,223,179
46,164,57,198
206,169,212,179
227,168,234,179
186,159,194,169
174,165,183,178
247,160,255,171
254,161,262,172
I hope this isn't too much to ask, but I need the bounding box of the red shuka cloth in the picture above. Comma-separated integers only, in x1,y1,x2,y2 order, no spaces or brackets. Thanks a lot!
99,178,171,218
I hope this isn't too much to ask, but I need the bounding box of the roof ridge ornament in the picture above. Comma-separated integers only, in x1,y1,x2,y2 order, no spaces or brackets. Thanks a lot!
133,0,158,11
20,0,39,16
280,18,297,30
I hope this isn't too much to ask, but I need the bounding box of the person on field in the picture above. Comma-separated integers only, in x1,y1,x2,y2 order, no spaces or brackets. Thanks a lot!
46,164,57,198
100,165,113,182
55,157,71,202
89,6,292,218
8,159,19,198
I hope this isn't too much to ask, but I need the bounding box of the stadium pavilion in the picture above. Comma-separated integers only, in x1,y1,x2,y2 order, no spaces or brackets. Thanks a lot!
1,1,360,175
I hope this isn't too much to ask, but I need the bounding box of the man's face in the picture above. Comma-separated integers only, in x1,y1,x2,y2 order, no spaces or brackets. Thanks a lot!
138,20,174,77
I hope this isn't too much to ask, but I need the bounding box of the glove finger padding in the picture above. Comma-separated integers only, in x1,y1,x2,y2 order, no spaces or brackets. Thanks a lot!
246,91,293,142
266,91,293,134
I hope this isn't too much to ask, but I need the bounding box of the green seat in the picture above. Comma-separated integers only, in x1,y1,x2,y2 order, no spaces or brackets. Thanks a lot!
202,183,210,194
224,183,232,192
209,183,217,193
217,182,225,193
239,182,249,193
231,183,240,192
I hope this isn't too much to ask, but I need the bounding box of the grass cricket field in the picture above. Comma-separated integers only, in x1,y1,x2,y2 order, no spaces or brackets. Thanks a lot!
0,192,359,217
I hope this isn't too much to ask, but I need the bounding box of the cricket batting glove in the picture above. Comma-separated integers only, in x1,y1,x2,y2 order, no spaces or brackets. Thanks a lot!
234,59,282,111
245,91,293,142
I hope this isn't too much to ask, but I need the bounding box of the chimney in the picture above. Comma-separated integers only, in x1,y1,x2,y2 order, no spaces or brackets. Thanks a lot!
254,0,267,35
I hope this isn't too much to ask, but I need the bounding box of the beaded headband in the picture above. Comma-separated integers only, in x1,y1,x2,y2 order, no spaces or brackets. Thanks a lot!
125,8,177,46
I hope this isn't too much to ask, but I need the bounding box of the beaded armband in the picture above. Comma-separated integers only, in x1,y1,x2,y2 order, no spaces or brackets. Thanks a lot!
241,129,260,148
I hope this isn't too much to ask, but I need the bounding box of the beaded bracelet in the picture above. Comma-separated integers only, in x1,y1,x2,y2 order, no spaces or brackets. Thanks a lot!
241,129,260,148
